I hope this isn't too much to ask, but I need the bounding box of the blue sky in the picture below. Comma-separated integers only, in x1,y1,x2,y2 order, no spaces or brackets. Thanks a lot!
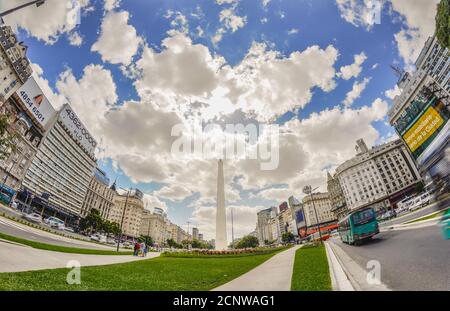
3,0,438,239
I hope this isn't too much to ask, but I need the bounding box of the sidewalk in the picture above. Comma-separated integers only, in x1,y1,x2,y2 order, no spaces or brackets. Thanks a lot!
0,240,159,272
212,245,300,291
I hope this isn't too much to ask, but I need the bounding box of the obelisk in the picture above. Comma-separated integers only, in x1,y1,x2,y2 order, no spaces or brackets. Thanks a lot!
215,159,227,250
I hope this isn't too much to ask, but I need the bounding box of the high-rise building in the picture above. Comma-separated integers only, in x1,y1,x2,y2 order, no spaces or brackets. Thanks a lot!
256,206,277,245
327,172,348,220
109,188,144,239
335,139,421,213
302,192,335,228
192,227,199,240
80,167,115,219
0,25,32,101
388,36,449,188
216,159,227,249
198,233,204,241
21,103,96,225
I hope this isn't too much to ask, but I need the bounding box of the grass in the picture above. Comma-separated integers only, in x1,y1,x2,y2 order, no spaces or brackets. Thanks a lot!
162,246,289,258
0,250,281,290
0,232,132,256
404,211,445,224
291,244,331,291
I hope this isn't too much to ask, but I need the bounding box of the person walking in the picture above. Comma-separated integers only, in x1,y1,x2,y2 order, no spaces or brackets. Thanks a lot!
134,242,140,256
140,242,146,257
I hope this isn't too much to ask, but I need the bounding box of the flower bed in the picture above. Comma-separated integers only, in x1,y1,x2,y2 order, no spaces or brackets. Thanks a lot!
162,246,289,258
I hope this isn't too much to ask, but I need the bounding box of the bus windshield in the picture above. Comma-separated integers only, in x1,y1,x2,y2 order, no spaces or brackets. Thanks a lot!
351,209,375,226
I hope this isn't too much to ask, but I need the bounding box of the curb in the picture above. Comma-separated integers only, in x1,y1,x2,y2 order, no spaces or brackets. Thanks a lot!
324,241,355,291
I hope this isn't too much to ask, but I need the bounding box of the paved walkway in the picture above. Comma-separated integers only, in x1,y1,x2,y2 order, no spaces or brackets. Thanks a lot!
212,245,300,291
0,240,159,273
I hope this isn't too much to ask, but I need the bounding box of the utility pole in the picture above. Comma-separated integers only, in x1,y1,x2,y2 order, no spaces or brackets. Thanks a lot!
116,189,130,252
0,0,46,18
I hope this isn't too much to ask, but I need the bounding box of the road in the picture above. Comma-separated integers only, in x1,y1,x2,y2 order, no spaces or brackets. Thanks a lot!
329,225,450,291
0,216,124,251
380,197,450,227
0,240,158,272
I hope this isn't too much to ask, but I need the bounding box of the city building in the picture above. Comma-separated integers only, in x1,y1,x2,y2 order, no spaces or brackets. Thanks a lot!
140,208,169,245
0,25,32,101
192,227,199,240
80,167,115,219
198,233,204,241
388,36,449,190
302,192,335,228
109,188,144,239
279,201,288,212
0,82,46,192
327,172,348,220
21,103,96,225
289,196,307,238
256,206,276,245
335,139,422,213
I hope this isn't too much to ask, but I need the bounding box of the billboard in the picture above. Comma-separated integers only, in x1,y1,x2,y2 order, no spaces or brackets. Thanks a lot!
397,97,449,159
279,201,288,212
16,76,56,129
295,209,306,229
59,104,97,157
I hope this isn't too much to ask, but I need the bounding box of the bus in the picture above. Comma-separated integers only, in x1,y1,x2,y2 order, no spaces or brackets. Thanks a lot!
0,184,16,205
338,207,379,245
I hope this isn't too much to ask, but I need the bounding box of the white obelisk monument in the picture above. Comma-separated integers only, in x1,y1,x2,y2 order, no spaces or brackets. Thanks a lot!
215,159,227,250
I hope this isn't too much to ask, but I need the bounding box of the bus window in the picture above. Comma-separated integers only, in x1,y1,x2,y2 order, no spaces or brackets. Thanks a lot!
352,209,375,226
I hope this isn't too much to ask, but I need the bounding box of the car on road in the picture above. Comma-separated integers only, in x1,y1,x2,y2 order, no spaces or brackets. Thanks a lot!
408,197,424,212
64,227,75,233
44,216,65,230
441,209,450,240
23,212,42,223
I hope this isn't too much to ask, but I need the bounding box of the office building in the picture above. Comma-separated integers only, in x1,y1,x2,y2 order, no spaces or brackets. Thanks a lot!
192,227,199,240
335,139,421,212
327,172,348,220
302,192,335,228
109,188,144,239
80,167,115,219
140,208,169,245
21,103,96,225
0,25,32,101
256,206,276,245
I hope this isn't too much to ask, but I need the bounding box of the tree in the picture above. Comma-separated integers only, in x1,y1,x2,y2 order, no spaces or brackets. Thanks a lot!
0,114,16,161
79,209,103,234
436,0,450,49
138,235,154,246
282,232,295,244
235,235,259,249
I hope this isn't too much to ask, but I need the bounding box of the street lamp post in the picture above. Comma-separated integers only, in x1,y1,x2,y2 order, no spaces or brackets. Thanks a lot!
303,185,323,244
0,0,46,19
116,189,130,252
231,207,234,248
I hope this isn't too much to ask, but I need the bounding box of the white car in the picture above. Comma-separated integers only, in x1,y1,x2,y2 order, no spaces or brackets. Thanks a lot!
90,234,101,242
44,217,65,230
64,227,75,233
24,212,42,223
408,197,423,211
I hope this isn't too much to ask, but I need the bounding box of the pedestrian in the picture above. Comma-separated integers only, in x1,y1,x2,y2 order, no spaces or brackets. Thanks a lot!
141,242,145,257
134,242,140,256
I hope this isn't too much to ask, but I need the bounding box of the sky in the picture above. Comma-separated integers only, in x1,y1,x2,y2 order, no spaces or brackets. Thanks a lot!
1,0,440,240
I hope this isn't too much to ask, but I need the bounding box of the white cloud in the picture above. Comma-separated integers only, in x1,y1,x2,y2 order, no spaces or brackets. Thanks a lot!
338,52,367,80
262,0,271,7
342,77,371,106
287,28,299,35
91,11,142,65
335,0,381,30
56,64,118,138
385,84,402,99
219,8,247,33
68,31,83,46
104,0,121,11
3,0,91,44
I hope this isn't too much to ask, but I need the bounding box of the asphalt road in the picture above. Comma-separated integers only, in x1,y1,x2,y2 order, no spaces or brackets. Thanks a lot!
0,216,120,251
380,197,450,226
330,225,450,290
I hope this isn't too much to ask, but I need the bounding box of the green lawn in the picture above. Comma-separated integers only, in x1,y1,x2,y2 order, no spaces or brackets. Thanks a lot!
291,244,331,291
404,210,445,224
0,232,132,256
0,250,282,291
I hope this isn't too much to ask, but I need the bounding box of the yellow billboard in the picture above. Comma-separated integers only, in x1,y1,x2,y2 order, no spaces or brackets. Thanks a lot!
402,106,445,153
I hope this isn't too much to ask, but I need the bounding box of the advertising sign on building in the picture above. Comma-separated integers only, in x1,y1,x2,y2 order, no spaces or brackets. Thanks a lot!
59,104,97,157
398,96,449,159
15,76,56,129
279,201,288,212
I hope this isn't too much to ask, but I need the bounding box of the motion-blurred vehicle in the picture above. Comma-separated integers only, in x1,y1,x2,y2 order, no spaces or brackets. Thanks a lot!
441,209,450,240
44,216,65,230
23,212,42,223
64,227,75,233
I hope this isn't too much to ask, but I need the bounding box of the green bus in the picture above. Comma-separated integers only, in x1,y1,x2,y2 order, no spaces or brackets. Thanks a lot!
338,207,379,245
